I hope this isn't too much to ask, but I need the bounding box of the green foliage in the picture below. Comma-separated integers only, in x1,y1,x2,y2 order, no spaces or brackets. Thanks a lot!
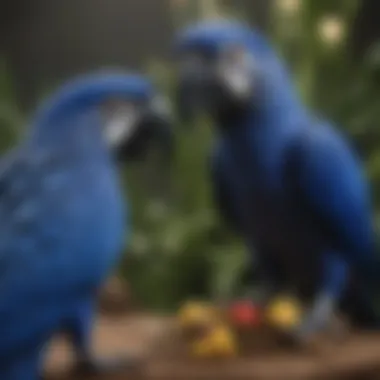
119,109,245,310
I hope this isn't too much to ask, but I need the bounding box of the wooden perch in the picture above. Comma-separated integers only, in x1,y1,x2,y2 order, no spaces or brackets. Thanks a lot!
46,315,380,380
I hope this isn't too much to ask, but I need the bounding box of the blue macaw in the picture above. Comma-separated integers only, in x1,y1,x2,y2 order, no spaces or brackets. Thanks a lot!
173,20,380,343
0,70,172,380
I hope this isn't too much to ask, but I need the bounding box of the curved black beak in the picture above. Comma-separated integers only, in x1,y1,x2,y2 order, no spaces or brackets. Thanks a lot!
115,99,174,163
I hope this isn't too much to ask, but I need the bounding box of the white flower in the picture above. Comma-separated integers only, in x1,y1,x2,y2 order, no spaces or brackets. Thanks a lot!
275,0,301,15
318,16,345,46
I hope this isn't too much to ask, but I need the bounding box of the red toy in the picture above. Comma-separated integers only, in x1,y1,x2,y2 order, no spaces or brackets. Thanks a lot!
227,300,262,328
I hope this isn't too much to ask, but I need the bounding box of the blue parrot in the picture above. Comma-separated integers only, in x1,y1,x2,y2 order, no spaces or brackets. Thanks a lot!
0,70,172,380
173,20,380,343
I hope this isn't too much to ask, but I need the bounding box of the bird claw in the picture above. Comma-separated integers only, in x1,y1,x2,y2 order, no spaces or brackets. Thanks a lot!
274,300,333,349
297,294,335,337
73,355,140,376
281,308,333,349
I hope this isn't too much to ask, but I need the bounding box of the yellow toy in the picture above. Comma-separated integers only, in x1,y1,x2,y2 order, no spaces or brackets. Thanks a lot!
178,300,220,330
191,323,238,358
265,295,303,331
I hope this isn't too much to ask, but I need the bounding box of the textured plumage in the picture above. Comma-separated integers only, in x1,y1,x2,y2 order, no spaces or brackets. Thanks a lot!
175,20,380,342
0,71,170,379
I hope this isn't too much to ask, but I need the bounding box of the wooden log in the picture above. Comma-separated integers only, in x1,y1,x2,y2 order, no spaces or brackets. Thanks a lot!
46,315,380,380
45,314,173,380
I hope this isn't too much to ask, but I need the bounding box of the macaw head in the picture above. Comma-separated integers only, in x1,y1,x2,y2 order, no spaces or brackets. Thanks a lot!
173,20,298,125
31,70,173,162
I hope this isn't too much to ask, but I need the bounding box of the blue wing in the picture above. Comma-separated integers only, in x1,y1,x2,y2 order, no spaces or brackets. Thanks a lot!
0,145,113,359
286,122,375,268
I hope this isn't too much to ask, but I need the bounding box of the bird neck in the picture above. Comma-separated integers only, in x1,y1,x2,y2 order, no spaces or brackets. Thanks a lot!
218,75,308,141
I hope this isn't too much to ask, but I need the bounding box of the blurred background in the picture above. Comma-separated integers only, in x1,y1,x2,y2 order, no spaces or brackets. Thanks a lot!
1,0,380,311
